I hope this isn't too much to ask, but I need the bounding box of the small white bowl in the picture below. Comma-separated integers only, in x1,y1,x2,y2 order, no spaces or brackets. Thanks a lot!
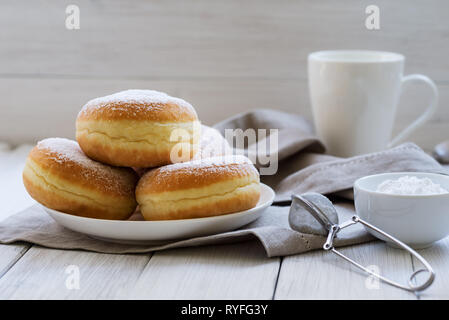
354,172,449,249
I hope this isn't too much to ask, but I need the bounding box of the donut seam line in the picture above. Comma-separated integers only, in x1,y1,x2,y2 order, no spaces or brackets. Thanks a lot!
78,129,197,145
26,164,127,210
139,182,260,204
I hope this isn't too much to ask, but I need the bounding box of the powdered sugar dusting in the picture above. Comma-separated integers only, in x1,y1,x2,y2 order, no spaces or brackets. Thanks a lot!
193,125,232,160
151,155,257,183
79,89,196,116
160,155,253,173
36,138,135,194
377,175,448,195
140,155,258,192
38,138,88,164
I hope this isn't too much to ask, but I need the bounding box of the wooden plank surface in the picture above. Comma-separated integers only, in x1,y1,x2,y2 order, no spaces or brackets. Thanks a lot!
0,244,30,279
1,239,448,299
274,241,416,300
0,246,151,299
0,77,447,149
0,144,34,221
1,0,448,80
129,242,280,300
0,241,280,299
1,0,448,148
410,237,449,299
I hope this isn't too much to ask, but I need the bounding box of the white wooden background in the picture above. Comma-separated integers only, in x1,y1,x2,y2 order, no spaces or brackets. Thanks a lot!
0,0,448,149
0,0,449,300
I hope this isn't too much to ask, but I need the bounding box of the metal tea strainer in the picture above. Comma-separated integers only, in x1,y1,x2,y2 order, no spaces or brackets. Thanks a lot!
290,193,435,293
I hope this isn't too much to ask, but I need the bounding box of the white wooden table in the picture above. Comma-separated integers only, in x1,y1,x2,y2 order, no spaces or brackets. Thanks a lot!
1,144,448,300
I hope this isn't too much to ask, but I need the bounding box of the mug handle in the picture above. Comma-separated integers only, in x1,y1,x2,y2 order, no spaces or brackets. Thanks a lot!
388,74,439,147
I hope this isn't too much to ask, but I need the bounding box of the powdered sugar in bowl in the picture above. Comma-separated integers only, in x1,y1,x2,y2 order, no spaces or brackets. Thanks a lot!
354,172,449,249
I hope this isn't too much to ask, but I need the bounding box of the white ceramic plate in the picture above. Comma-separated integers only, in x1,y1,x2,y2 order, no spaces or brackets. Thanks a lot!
42,183,275,244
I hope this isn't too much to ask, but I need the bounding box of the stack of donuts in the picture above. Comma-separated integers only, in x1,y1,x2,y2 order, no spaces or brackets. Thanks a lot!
23,90,261,220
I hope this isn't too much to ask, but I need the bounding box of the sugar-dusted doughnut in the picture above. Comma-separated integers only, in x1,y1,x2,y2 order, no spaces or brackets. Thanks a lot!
76,89,201,167
136,155,261,220
23,138,138,220
133,125,232,178
193,125,232,160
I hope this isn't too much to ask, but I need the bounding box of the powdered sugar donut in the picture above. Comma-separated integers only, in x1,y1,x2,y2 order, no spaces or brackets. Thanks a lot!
23,138,138,220
133,125,232,178
136,155,261,220
76,89,201,167
193,125,232,160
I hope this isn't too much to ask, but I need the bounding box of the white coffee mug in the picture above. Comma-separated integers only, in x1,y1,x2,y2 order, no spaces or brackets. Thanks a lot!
308,50,438,157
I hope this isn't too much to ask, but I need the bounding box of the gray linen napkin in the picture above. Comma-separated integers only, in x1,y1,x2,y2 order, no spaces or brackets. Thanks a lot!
0,202,372,257
214,109,448,202
0,109,447,257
